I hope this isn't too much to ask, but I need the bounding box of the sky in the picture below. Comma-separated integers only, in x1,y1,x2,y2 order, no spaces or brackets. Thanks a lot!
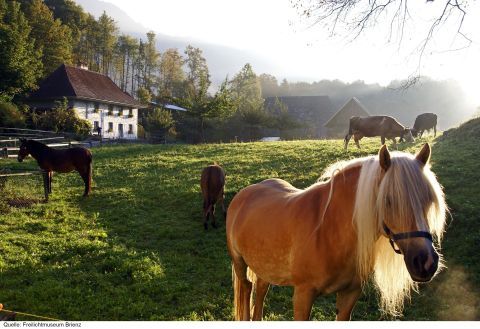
104,0,480,105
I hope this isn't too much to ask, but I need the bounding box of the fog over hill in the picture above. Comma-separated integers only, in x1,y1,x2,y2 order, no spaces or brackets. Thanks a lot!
74,0,476,129
74,0,281,85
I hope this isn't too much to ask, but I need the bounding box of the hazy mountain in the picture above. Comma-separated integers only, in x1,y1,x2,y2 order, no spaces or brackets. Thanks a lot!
74,0,280,85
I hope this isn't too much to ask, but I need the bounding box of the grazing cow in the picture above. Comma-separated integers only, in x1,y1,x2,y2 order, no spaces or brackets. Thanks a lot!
412,113,437,138
344,116,413,149
200,164,226,230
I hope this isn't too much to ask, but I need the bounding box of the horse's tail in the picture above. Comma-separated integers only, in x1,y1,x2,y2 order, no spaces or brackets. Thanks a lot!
232,263,254,320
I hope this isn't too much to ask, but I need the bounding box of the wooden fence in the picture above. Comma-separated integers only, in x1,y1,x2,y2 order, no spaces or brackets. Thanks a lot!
0,127,87,159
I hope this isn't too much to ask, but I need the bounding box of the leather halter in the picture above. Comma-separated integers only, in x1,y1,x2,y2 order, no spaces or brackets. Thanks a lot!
382,223,433,254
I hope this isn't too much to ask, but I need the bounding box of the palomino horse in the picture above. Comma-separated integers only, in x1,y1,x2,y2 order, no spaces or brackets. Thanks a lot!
17,139,93,197
227,144,446,320
200,164,226,230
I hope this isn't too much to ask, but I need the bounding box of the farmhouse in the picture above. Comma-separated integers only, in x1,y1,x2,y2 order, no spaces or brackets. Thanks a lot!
324,97,370,138
264,96,336,138
28,64,143,139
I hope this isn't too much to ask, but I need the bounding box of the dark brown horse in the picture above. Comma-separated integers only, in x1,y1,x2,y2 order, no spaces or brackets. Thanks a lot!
200,164,226,230
227,144,447,320
17,139,92,197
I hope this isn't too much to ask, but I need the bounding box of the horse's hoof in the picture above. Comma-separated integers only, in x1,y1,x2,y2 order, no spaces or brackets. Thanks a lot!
204,223,208,230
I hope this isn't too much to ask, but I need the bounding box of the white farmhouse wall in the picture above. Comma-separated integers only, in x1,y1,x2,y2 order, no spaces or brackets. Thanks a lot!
73,101,138,139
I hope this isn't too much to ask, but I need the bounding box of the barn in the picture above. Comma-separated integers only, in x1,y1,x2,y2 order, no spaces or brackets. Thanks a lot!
28,64,143,139
324,97,370,138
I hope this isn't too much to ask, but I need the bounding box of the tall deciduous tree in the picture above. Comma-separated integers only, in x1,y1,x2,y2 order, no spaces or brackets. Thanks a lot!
25,0,73,76
158,48,185,102
0,0,42,101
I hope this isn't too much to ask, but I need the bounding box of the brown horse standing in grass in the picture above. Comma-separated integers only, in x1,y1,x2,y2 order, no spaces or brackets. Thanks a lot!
17,139,92,197
200,164,226,230
227,144,447,320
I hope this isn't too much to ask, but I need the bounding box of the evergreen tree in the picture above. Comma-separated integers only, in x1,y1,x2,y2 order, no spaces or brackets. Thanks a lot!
0,0,42,101
96,11,118,75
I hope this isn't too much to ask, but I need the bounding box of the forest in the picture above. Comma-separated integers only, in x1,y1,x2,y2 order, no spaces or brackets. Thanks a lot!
0,0,474,143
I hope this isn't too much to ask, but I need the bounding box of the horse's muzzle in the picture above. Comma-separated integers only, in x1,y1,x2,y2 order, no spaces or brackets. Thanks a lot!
406,248,439,282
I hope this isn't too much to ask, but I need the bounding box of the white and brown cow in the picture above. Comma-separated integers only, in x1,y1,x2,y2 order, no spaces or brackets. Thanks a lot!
344,116,413,149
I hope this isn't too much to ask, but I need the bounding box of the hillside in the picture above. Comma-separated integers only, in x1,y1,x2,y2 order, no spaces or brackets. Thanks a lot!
0,131,478,320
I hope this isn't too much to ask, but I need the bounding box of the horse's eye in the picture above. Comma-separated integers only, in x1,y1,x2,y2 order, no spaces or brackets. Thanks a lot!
386,197,392,208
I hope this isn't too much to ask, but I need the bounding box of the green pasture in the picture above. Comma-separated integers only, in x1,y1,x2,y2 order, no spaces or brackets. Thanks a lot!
0,120,478,320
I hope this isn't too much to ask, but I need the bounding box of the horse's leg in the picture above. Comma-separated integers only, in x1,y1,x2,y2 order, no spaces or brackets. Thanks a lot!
221,189,226,218
252,277,270,321
48,171,52,194
79,170,90,197
203,201,210,230
434,126,436,137
293,285,317,320
232,258,253,321
335,287,362,321
211,204,217,228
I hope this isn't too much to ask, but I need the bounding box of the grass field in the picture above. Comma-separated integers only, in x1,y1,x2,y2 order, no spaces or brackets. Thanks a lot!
0,121,478,321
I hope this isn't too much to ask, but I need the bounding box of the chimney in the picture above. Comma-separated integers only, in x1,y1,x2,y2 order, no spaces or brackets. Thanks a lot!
77,61,89,70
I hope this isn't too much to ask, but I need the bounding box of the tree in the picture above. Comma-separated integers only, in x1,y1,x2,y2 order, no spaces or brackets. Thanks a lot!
158,48,185,102
25,0,73,76
266,97,303,139
258,73,279,98
0,101,25,127
142,31,160,92
0,0,43,101
145,107,176,142
137,86,152,104
229,63,264,115
184,45,211,100
96,11,118,75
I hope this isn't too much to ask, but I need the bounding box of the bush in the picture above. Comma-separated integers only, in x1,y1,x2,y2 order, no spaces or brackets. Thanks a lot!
35,98,92,139
0,101,25,127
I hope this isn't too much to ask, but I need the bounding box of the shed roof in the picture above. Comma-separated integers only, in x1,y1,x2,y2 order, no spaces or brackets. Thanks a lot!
324,97,370,127
29,64,142,108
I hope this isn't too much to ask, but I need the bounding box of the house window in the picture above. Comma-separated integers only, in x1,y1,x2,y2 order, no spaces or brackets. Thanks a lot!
118,107,123,116
108,122,113,133
118,124,124,138
128,124,133,134
94,103,99,113
93,121,99,129
128,108,133,118
107,105,113,116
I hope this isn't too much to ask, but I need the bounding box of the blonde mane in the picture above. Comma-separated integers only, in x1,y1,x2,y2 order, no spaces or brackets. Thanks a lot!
353,152,447,316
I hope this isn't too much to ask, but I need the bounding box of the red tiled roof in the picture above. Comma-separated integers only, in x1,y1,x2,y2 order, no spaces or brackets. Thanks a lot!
29,64,143,108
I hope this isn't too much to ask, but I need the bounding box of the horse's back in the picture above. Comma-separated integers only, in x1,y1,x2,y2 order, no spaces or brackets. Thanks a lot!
200,165,225,202
50,147,91,172
227,179,316,284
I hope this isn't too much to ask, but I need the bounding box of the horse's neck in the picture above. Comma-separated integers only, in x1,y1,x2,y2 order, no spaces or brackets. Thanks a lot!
310,165,362,235
29,142,52,162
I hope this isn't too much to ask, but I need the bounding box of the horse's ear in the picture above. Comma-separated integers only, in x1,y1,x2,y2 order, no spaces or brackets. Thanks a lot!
379,144,391,171
416,143,431,167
